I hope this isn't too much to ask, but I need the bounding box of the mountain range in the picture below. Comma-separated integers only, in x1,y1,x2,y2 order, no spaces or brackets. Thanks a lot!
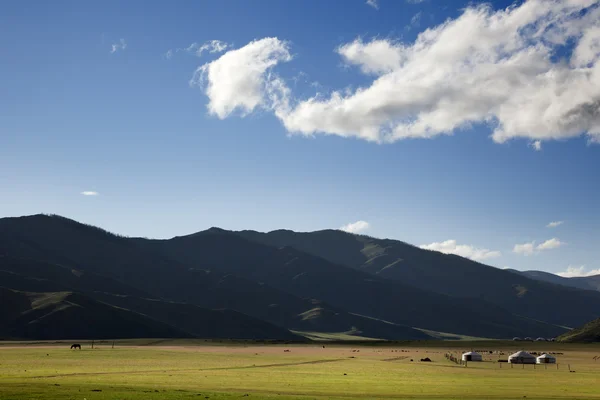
1,214,599,341
506,269,600,292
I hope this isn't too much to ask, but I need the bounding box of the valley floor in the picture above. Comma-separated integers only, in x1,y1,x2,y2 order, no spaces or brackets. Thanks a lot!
1,340,599,399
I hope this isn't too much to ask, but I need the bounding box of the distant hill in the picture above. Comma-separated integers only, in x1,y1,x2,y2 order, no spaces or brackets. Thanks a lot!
146,228,564,339
0,215,428,340
236,229,600,329
558,318,600,342
507,269,600,292
3,214,595,341
0,287,190,340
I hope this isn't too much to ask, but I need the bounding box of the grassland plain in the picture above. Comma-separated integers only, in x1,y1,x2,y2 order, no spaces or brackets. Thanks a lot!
1,340,600,400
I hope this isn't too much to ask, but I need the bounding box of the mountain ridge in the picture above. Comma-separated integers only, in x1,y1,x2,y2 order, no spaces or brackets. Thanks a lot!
2,214,595,341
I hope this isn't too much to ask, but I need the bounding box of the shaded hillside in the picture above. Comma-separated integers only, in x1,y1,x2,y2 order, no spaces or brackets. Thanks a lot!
558,318,600,343
0,287,190,340
147,228,565,339
0,216,428,340
91,293,304,340
508,269,600,292
92,292,423,341
237,229,600,329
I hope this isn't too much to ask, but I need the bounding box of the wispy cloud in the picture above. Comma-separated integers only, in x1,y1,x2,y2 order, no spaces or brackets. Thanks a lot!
165,40,230,59
420,239,501,262
547,221,564,228
530,140,542,151
513,238,564,255
80,191,99,196
405,11,422,31
557,265,600,278
406,0,426,3
110,39,127,54
340,220,370,234
366,0,379,10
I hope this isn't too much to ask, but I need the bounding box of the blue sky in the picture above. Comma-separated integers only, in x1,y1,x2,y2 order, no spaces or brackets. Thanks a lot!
1,0,599,276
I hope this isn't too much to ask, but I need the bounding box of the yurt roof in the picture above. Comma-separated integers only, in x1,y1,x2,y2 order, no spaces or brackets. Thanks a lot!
510,351,535,358
537,353,556,359
462,351,481,355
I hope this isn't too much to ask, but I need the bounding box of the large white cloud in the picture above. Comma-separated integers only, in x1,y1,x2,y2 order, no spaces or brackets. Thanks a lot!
282,0,600,144
197,1,600,147
557,265,600,277
190,38,292,119
420,239,501,262
340,220,370,234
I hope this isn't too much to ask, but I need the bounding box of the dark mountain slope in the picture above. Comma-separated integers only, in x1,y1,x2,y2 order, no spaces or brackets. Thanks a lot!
237,229,600,329
148,229,565,338
0,287,191,340
558,318,600,343
508,269,600,292
0,216,427,340
90,292,303,340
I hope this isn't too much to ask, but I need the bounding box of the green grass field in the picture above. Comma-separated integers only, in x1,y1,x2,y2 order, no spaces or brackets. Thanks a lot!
1,340,600,399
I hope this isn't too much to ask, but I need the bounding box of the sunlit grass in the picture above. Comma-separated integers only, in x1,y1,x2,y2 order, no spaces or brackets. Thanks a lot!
1,341,599,399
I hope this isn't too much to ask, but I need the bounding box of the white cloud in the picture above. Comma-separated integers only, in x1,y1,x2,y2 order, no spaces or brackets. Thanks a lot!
513,237,564,255
340,220,370,234
546,220,564,228
406,0,426,3
110,39,127,54
80,191,99,196
513,241,536,256
420,239,501,261
166,40,231,59
200,1,600,147
406,12,422,31
280,1,600,144
366,0,379,10
557,265,600,277
537,237,564,250
337,39,406,75
531,140,542,151
190,38,292,119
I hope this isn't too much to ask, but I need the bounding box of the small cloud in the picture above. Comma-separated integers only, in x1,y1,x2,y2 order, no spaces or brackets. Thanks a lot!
530,140,542,151
406,0,426,3
80,191,99,196
537,237,564,250
547,221,564,228
513,238,564,255
513,241,536,256
557,265,600,278
110,39,127,54
420,239,501,262
166,40,231,59
405,12,422,31
340,220,370,234
366,0,379,10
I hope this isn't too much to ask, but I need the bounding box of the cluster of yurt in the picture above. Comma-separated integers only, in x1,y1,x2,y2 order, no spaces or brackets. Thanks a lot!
461,351,483,362
508,351,537,364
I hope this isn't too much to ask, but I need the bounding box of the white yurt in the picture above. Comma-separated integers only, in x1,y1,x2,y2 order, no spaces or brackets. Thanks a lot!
536,353,556,364
509,351,536,364
462,351,483,362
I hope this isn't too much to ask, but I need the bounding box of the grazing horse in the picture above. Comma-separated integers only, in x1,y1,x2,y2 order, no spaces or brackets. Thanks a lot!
70,344,81,350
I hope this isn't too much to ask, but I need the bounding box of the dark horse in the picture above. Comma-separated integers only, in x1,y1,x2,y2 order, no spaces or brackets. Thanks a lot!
70,344,81,350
